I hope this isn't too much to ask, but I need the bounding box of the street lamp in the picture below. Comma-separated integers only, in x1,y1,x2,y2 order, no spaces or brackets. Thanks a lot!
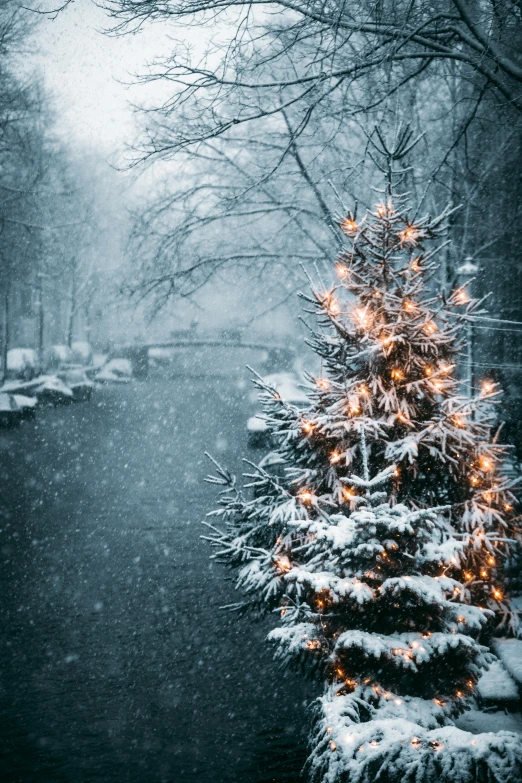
456,256,479,396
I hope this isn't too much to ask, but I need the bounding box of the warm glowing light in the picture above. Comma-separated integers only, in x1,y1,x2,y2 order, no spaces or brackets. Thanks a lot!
359,384,369,395
376,204,386,216
433,380,444,392
464,571,473,581
369,741,379,748
343,488,356,502
455,289,469,305
302,420,314,434
298,490,314,504
470,475,479,486
481,380,495,394
336,264,349,279
456,691,463,698
348,399,361,415
403,300,416,312
399,225,419,244
424,321,437,335
317,377,330,390
493,588,503,600
393,468,400,478
453,415,465,428
330,451,341,464
353,307,371,329
306,639,321,650
391,368,404,381
480,457,493,471
480,569,488,578
433,698,445,707
381,335,393,346
411,737,421,747
341,218,358,234
504,503,513,512
330,740,337,751
424,365,433,376
326,727,332,734
411,258,420,272
394,698,403,705
488,556,495,565
276,556,292,573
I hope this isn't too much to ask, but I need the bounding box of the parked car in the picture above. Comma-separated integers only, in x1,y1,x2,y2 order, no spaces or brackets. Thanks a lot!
33,376,74,406
0,393,22,427
13,394,38,420
95,358,133,384
247,372,309,448
57,369,94,401
1,375,73,406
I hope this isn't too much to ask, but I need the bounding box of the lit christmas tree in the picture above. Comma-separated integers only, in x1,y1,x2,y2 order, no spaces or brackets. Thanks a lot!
204,188,522,781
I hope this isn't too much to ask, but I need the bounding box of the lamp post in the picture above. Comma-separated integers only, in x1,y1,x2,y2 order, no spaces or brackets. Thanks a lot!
456,256,479,397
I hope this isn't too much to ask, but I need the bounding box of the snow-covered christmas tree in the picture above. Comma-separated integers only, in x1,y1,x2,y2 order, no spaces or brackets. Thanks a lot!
204,181,522,781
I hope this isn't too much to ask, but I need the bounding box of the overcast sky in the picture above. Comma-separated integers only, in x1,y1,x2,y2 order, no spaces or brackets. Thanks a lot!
30,1,174,157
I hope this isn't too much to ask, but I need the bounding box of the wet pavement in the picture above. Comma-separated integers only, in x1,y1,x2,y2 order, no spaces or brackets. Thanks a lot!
0,373,312,782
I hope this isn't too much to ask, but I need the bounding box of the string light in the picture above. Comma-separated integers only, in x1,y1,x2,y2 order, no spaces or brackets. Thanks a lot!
399,225,419,244
481,380,495,394
330,740,337,751
330,451,341,464
424,321,437,335
306,639,321,650
353,307,371,329
470,475,479,486
411,258,420,272
343,488,356,502
453,415,465,428
276,556,291,573
455,289,469,305
359,384,369,395
424,365,433,376
341,218,358,234
504,503,513,511
493,588,503,600
336,264,349,279
376,204,386,216
403,300,416,312
463,571,473,581
391,368,404,381
317,378,330,390
411,737,421,747
302,420,314,434
480,457,494,471
298,490,314,504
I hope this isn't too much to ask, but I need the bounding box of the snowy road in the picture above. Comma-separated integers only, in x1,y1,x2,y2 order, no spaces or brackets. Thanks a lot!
0,377,311,782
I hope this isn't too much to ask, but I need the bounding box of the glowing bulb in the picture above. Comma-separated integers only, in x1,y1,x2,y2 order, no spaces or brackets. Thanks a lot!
353,308,370,328
411,259,420,272
481,380,495,394
376,204,386,216
276,556,291,573
394,698,403,705
480,457,493,471
493,588,503,600
343,488,355,502
306,639,321,650
359,384,369,395
298,490,314,504
403,300,416,312
424,321,437,335
455,289,469,305
504,503,513,511
480,569,488,578
391,368,404,381
336,264,349,279
453,415,465,428
424,365,433,376
470,475,479,486
411,737,421,747
341,218,358,235
317,377,330,390
399,225,419,244
330,451,341,464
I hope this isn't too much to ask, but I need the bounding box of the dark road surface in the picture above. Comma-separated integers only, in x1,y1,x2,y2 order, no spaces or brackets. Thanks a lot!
0,373,312,782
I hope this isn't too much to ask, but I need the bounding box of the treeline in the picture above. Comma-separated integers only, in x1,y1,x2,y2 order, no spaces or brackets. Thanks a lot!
0,0,114,379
